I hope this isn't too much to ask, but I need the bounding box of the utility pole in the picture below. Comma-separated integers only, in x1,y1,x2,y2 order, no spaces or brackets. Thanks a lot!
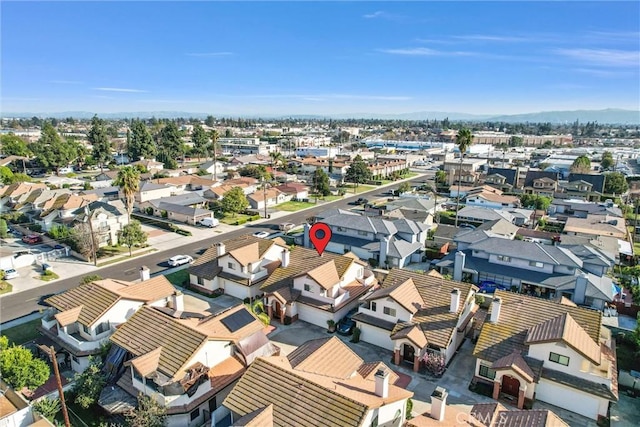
84,207,97,266
263,179,268,219
48,346,71,427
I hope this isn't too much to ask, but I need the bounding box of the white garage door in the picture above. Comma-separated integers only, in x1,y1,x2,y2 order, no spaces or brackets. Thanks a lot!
535,379,600,420
296,303,332,328
358,323,394,351
224,281,249,300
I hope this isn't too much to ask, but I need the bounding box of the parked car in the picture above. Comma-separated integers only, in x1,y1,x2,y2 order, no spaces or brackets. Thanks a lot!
199,217,219,228
168,255,194,267
279,223,296,232
478,281,509,294
22,234,42,244
3,269,18,280
336,308,358,336
354,198,369,206
252,231,270,239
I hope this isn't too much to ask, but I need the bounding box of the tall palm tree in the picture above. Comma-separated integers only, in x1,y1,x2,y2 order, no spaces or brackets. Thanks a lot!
114,165,141,223
208,129,220,182
454,128,473,227
270,151,285,181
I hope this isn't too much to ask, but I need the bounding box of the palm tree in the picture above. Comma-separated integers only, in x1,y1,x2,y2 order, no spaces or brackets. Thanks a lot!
208,129,220,181
114,165,141,223
270,151,285,180
454,128,473,227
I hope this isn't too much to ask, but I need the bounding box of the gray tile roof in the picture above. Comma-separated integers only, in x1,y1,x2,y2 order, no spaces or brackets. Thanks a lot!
468,238,583,268
322,214,397,236
154,193,206,206
152,201,211,217
458,206,514,223
387,237,423,259
392,218,428,234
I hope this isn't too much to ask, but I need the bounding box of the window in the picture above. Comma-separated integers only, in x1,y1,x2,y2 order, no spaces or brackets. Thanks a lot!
549,352,570,366
197,276,204,286
227,262,235,270
190,408,200,422
208,397,217,412
497,255,511,262
371,302,377,311
71,355,79,364
479,364,496,380
95,321,110,335
304,284,311,292
383,307,396,317
81,324,90,334
529,261,544,268
133,369,143,383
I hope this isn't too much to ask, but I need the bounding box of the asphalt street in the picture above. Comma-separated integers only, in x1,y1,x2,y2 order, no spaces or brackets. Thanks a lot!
0,174,434,324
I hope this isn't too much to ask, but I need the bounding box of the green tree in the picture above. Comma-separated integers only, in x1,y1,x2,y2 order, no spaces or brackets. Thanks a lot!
80,274,103,285
454,128,473,227
570,155,591,173
0,166,15,185
270,151,285,175
33,398,60,422
520,194,552,210
114,166,141,222
119,220,148,256
205,115,216,127
221,187,249,217
435,170,446,184
345,155,372,191
601,151,614,170
31,123,79,175
0,134,31,156
312,167,331,197
238,165,271,181
0,337,50,390
127,120,156,161
604,172,629,195
209,129,220,180
246,299,270,326
0,218,7,239
509,135,523,147
73,357,106,409
157,122,183,168
396,181,411,196
125,393,167,427
88,115,112,173
191,124,209,162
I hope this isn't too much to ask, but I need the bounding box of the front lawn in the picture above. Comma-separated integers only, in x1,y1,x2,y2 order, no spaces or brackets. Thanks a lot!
310,194,342,202
36,271,59,282
342,184,375,194
276,200,316,212
165,269,189,287
1,318,42,345
0,281,12,295
219,213,254,225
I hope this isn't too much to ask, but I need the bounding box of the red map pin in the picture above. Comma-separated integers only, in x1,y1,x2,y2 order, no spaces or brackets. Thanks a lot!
310,222,332,256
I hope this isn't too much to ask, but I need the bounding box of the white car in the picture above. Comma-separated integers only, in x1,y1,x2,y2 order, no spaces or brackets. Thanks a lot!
168,255,194,267
253,231,270,239
3,269,18,280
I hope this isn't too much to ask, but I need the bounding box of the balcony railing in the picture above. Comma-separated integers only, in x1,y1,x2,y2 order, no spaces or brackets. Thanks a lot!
57,329,110,352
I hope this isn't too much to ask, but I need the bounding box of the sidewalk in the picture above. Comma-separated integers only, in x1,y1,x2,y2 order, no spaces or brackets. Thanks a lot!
1,173,426,297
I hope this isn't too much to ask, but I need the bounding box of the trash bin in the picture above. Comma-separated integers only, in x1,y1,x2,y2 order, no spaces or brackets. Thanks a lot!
42,263,51,272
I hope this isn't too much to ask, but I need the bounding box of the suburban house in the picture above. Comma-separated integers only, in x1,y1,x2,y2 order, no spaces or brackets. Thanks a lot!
274,182,309,200
368,159,407,179
154,175,216,191
198,160,225,177
260,247,376,328
487,167,520,189
39,271,177,373
188,235,289,299
36,193,98,231
0,379,55,427
523,171,560,196
222,336,413,427
548,199,622,221
436,235,616,310
131,158,164,172
247,188,288,210
407,388,568,427
103,303,278,427
563,214,628,240
135,182,177,204
72,201,128,247
456,206,516,225
352,269,477,368
443,158,487,186
205,177,259,200
567,173,606,194
139,193,212,225
472,291,617,421
4,187,70,217
309,210,429,268
463,186,520,210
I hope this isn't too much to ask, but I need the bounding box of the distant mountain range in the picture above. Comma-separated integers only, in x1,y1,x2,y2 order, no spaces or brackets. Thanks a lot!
3,108,639,124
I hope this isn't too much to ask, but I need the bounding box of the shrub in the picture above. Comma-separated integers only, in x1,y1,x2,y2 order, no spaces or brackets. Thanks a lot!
29,224,42,232
33,398,60,422
421,352,446,377
368,258,378,268
406,398,413,420
351,327,361,343
236,218,247,225
175,229,191,236
145,207,154,215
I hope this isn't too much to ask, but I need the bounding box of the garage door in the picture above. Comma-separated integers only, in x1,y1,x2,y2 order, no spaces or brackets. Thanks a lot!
223,280,249,300
296,303,332,328
357,323,394,351
535,379,600,420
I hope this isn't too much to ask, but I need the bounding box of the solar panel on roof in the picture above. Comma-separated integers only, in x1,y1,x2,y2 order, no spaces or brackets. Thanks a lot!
220,308,255,332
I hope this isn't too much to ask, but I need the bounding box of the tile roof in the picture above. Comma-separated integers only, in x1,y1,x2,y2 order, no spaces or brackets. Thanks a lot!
187,305,265,341
540,367,617,400
47,283,121,327
208,355,246,393
381,269,477,349
260,247,354,293
470,403,569,427
357,361,400,384
130,347,162,377
473,290,602,363
228,242,261,266
390,324,428,349
110,306,208,380
365,278,423,314
468,238,583,268
491,351,535,382
54,305,84,327
287,337,363,379
232,404,274,427
305,260,341,290
525,313,601,364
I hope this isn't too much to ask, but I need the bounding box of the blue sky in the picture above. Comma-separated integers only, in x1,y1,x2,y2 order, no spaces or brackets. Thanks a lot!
2,1,639,115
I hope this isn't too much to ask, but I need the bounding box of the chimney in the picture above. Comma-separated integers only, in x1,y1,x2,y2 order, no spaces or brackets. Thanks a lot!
379,236,389,267
139,266,150,282
374,369,389,398
430,386,448,421
303,223,311,248
282,249,290,268
574,273,588,305
453,251,465,282
171,291,184,312
217,241,226,256
450,288,460,313
490,297,502,323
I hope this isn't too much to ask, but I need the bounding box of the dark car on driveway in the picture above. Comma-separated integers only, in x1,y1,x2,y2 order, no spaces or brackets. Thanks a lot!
22,234,42,244
478,281,509,294
336,308,358,335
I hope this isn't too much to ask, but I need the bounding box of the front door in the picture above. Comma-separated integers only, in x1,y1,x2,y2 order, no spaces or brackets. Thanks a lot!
501,375,520,398
273,301,282,321
403,344,415,363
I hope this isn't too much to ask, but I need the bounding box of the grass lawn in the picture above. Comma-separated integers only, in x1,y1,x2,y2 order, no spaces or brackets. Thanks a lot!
36,271,60,282
1,318,42,345
96,248,156,267
276,200,316,212
634,242,640,256
96,245,130,258
343,184,375,194
0,281,12,295
310,194,342,202
165,269,189,287
219,213,253,225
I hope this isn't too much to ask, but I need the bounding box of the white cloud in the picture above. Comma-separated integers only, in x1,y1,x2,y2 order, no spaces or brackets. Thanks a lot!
378,47,475,57
363,11,384,19
50,80,84,85
94,87,149,93
185,52,234,57
554,48,640,67
451,34,533,43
